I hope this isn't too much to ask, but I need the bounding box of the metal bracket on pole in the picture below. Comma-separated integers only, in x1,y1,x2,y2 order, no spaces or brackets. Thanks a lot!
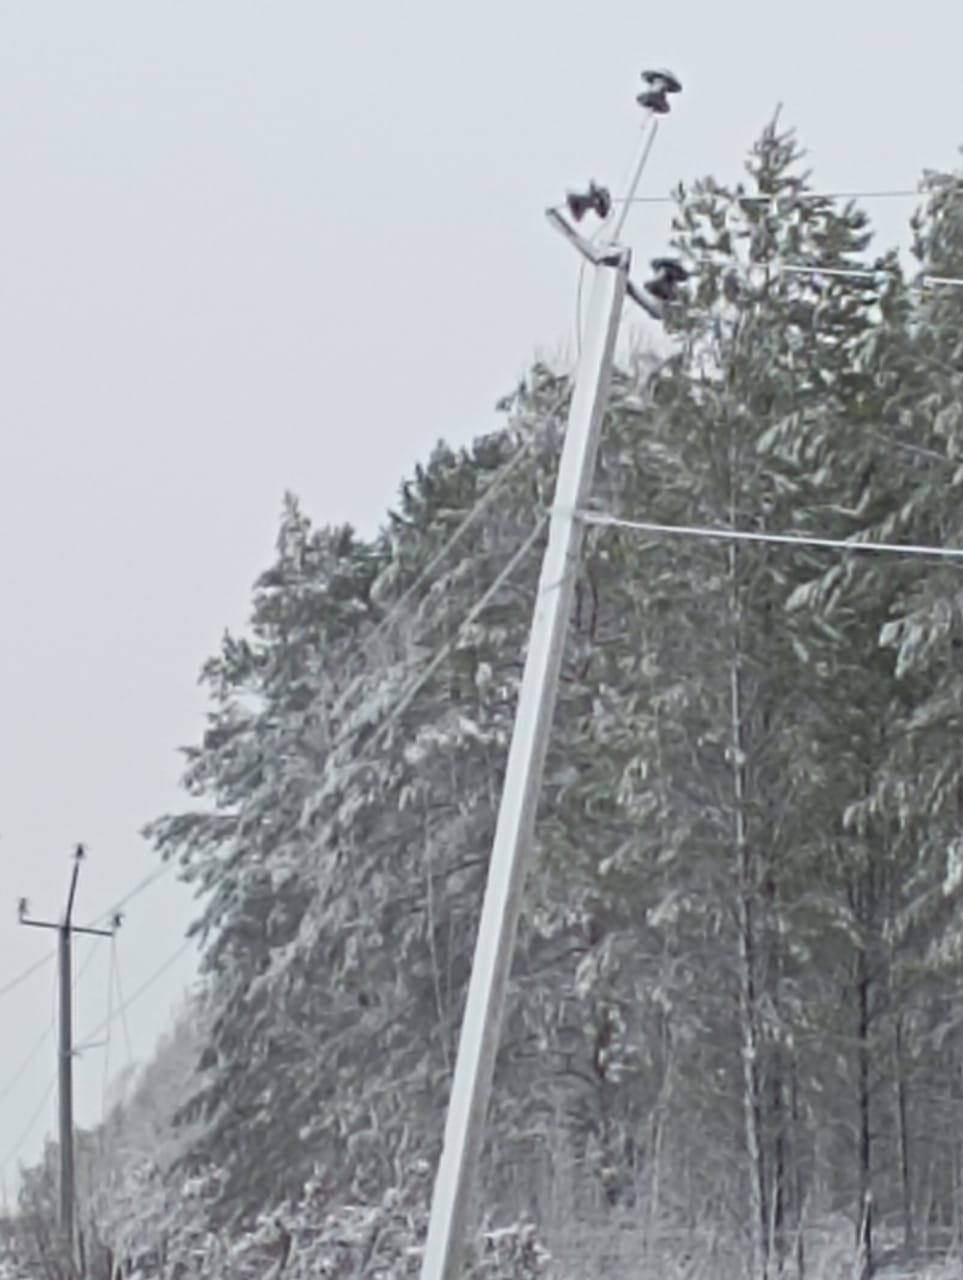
545,207,625,267
546,213,689,323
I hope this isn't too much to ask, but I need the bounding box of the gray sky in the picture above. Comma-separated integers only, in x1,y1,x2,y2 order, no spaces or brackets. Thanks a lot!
0,0,959,1190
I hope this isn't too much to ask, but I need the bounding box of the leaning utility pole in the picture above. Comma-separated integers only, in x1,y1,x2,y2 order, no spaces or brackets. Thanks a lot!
418,71,685,1280
19,845,121,1269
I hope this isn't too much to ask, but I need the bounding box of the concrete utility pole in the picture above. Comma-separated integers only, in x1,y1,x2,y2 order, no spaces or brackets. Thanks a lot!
19,845,121,1269
418,71,684,1280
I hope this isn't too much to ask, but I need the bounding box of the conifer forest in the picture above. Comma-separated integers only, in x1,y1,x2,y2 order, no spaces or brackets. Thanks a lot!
6,121,963,1279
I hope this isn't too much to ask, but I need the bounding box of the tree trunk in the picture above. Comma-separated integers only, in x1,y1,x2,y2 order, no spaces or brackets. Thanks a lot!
893,1014,914,1254
761,856,787,1276
646,1016,674,1258
790,1055,805,1280
769,1051,787,1275
856,938,873,1280
729,591,767,1280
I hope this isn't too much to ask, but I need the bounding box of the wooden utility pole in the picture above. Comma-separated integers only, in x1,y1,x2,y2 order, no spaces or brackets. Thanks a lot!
19,845,120,1270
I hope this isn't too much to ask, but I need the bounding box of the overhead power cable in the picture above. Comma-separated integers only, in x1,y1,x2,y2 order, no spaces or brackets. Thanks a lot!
765,261,962,290
110,938,135,1067
0,965,57,1110
0,937,103,1109
311,403,569,774
675,252,963,292
79,938,193,1047
82,861,175,931
0,1073,56,1175
100,942,116,1127
362,437,536,659
613,187,962,207
230,399,566,806
0,953,53,1005
579,509,963,562
0,1026,53,1111
367,515,548,752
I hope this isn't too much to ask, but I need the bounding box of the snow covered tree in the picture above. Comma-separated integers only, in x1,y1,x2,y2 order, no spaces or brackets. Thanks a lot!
114,117,963,1278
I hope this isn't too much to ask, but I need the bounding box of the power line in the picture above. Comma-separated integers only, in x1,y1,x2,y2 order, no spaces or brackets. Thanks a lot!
0,953,53,1005
367,515,548,752
79,938,193,1048
776,262,963,290
300,514,547,840
72,936,104,991
612,187,960,207
308,514,544,801
223,420,558,807
311,493,555,777
677,254,963,292
579,509,963,562
0,936,103,1113
0,965,58,1110
81,861,174,931
110,940,135,1068
0,1027,53,1111
99,944,116,1127
363,438,536,660
0,1073,56,1176
15,472,548,1009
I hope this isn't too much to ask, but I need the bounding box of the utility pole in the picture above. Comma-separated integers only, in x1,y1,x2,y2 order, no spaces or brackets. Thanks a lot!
418,72,685,1280
19,845,121,1271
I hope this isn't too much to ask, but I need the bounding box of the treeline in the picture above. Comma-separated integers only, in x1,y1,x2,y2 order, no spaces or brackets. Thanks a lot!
5,119,963,1280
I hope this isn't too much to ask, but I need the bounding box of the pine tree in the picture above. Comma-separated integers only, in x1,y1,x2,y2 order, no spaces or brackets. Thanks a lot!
576,116,901,1272
840,159,963,1246
144,495,384,1210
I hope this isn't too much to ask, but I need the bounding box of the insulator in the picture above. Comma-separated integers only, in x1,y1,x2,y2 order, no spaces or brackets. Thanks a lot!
636,89,671,115
645,275,678,302
566,182,612,222
650,257,689,284
644,257,690,303
641,68,682,95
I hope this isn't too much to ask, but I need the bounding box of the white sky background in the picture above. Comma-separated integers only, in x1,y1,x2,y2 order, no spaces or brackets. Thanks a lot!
0,0,959,1192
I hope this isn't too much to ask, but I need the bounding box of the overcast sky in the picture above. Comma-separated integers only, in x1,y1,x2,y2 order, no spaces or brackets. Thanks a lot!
0,0,959,1192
